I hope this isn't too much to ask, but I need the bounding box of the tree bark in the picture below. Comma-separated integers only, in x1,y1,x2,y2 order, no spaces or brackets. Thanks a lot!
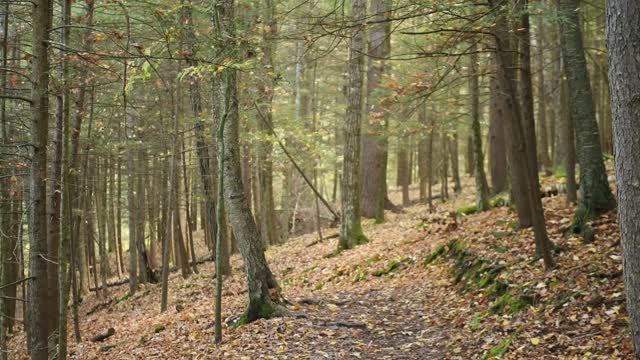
489,71,507,194
608,0,640,355
360,0,391,221
470,45,490,210
535,17,551,174
339,0,368,250
490,0,554,269
558,0,615,227
27,0,52,356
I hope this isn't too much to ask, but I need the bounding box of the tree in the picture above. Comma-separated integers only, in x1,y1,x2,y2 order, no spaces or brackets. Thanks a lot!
339,0,368,250
217,0,283,324
489,0,554,269
469,44,490,211
27,0,52,357
488,71,507,194
558,0,615,231
607,0,640,355
255,0,280,246
361,0,391,221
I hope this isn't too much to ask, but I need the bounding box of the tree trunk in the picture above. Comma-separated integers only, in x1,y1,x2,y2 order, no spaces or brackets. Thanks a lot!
398,144,410,206
489,71,507,194
440,132,448,202
490,0,554,269
27,0,52,355
360,7,393,220
127,108,138,294
535,17,551,174
607,1,640,354
558,0,615,227
339,0,368,250
470,45,490,210
449,131,461,194
418,102,428,201
255,0,279,246
216,0,282,324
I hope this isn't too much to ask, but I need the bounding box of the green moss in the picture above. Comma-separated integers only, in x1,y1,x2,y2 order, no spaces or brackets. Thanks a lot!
478,272,496,288
373,257,412,277
235,300,278,327
554,166,567,180
116,293,131,304
456,194,509,216
153,324,165,333
485,280,509,300
490,292,530,315
365,255,381,264
469,312,485,330
481,336,513,359
456,203,479,216
352,270,368,283
424,245,446,265
315,281,325,290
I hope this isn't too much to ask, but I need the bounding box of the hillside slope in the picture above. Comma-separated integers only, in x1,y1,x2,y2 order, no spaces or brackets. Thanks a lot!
9,176,632,359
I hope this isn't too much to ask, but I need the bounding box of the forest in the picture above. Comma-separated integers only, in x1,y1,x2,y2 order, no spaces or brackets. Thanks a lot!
1,0,640,358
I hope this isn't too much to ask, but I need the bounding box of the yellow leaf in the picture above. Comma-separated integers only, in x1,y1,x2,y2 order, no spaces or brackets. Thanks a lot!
531,337,540,345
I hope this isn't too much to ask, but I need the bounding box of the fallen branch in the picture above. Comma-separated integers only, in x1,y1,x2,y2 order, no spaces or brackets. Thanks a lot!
324,320,367,329
305,233,339,247
90,327,115,342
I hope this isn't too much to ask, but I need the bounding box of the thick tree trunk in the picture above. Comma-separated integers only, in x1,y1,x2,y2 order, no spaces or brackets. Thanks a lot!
608,1,640,355
558,0,615,226
339,0,368,250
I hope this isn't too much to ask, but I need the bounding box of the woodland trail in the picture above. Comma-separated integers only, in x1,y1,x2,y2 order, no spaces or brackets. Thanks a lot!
10,176,632,359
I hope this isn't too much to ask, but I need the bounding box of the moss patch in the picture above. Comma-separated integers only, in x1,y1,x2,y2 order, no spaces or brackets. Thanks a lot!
481,336,513,359
456,194,509,216
153,324,166,333
424,245,446,265
373,257,412,277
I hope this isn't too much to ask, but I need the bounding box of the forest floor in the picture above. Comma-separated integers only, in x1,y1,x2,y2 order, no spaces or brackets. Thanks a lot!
10,166,634,359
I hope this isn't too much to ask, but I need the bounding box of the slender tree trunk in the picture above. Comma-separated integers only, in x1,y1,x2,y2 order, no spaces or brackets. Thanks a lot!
181,138,198,273
490,0,554,268
535,17,551,174
27,0,52,355
418,102,428,201
440,133,448,202
607,1,640,355
559,73,578,203
470,45,490,210
255,0,279,246
489,72,507,194
398,144,410,206
450,131,461,194
216,0,282,323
